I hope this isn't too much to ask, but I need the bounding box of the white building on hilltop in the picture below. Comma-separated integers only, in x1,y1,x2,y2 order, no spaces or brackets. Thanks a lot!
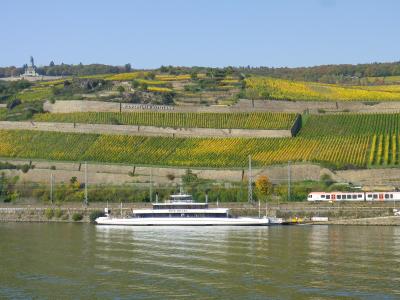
21,56,39,77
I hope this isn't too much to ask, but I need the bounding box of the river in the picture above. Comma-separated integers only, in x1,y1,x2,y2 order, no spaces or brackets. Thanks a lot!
1,224,400,299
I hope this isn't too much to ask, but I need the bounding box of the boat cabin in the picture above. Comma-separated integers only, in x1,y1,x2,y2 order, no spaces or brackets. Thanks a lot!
131,193,230,218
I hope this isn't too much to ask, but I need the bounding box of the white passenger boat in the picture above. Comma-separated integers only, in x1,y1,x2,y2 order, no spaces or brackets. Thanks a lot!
95,193,275,226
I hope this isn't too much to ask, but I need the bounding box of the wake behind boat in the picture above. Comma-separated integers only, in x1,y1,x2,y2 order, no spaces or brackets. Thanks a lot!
95,193,280,226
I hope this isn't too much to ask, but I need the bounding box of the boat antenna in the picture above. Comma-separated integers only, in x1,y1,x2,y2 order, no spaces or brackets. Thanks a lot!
156,192,159,203
120,202,122,217
205,190,208,203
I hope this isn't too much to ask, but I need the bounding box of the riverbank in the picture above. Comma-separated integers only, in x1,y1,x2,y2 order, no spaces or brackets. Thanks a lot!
1,202,400,225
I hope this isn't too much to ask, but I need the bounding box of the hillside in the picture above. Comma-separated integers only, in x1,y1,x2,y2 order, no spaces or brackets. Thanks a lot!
244,77,400,101
0,130,368,168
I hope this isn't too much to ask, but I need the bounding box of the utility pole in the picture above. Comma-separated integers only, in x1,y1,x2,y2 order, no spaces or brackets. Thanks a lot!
84,162,88,206
288,161,291,202
50,173,54,204
149,168,153,202
248,155,253,203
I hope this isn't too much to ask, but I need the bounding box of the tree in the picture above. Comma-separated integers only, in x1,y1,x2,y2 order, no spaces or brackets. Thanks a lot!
131,80,140,88
255,175,273,217
255,175,273,200
182,169,198,185
117,86,125,95
49,61,55,67
125,63,132,72
190,72,198,80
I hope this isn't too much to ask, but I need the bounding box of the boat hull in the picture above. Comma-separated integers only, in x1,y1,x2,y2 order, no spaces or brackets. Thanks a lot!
95,217,270,226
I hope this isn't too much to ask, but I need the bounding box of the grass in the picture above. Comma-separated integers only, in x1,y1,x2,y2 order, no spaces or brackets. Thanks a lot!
16,87,53,102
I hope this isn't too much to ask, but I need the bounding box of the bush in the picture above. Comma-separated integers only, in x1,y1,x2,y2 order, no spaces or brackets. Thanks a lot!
44,208,54,219
7,98,22,110
72,213,83,221
54,208,63,218
89,210,105,223
20,164,30,173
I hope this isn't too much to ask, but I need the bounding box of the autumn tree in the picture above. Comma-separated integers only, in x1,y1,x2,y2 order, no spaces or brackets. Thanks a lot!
255,175,272,200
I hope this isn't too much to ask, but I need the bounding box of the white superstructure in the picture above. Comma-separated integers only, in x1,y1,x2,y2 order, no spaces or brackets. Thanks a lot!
95,193,275,226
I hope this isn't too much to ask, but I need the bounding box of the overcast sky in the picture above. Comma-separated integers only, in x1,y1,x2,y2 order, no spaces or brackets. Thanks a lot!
1,0,399,68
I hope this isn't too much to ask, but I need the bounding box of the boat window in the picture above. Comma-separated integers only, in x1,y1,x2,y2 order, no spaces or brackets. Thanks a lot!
385,194,390,199
321,195,325,198
373,194,378,199
367,194,372,198
352,195,357,199
308,194,312,198
347,195,352,199
326,195,330,199
391,194,394,199
358,194,363,198
337,195,341,199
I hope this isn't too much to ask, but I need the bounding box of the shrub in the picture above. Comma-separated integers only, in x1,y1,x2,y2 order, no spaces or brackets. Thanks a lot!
89,210,105,223
20,164,30,173
7,98,22,110
44,208,54,219
72,212,83,221
54,208,63,218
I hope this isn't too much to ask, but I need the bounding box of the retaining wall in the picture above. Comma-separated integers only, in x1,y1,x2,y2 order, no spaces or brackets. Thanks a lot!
0,121,292,138
44,99,400,114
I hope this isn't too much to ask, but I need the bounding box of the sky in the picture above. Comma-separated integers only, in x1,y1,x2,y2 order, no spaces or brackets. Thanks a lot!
1,0,400,69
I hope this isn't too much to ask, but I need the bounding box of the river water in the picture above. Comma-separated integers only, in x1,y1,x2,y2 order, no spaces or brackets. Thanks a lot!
1,224,400,299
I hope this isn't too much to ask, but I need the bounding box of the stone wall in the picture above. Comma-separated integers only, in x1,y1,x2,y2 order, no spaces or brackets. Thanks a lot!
0,121,292,138
44,99,400,114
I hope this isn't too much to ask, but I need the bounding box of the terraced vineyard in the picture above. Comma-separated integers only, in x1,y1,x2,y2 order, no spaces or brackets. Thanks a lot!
0,130,370,168
245,77,400,101
299,113,400,137
33,112,298,130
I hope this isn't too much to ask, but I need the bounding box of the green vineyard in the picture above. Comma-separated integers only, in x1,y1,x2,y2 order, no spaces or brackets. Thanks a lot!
33,111,298,130
368,134,400,166
0,130,370,168
299,113,400,137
